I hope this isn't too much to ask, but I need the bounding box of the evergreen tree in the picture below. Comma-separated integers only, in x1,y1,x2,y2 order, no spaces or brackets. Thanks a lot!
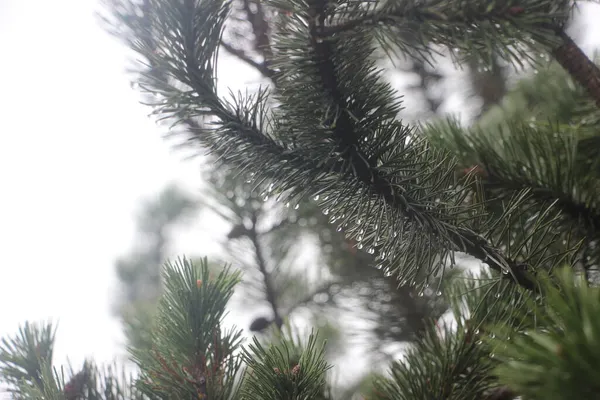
114,183,197,351
4,0,600,398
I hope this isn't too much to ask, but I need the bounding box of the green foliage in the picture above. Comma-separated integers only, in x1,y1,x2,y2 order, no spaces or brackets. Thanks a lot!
370,269,533,399
105,0,507,291
14,0,598,398
242,330,332,399
1,258,336,399
490,268,600,399
0,321,144,399
198,159,443,358
131,257,244,399
0,322,57,398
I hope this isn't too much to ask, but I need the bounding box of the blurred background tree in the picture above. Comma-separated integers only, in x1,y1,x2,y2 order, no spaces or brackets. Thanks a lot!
113,183,197,351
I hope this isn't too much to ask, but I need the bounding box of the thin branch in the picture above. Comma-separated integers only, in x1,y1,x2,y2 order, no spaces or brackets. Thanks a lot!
249,211,283,328
284,280,343,316
241,0,272,59
220,0,276,82
483,386,518,400
221,41,275,79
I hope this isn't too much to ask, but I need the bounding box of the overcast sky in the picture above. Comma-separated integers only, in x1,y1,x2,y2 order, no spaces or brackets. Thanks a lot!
0,0,259,372
1,0,600,390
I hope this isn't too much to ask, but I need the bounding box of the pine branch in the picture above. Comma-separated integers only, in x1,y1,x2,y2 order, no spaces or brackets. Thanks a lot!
305,0,536,290
122,3,533,288
0,321,56,396
111,0,545,293
315,0,600,111
315,0,567,54
132,258,244,399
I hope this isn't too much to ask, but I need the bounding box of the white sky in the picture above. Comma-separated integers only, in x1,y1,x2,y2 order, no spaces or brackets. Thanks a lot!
0,0,259,371
1,0,600,392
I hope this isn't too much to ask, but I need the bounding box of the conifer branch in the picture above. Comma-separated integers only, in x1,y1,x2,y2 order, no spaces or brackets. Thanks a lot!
552,30,600,107
306,0,536,291
113,0,543,291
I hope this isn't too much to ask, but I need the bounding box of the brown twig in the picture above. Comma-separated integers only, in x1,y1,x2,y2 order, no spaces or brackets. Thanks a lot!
220,41,275,79
552,30,600,107
249,211,284,328
220,0,277,82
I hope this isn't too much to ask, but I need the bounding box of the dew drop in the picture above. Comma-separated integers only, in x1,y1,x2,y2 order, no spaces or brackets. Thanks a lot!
502,269,509,275
357,235,363,241
314,195,320,201
495,293,501,299
368,248,375,254
418,291,424,297
436,290,442,296
285,202,290,208
490,353,495,358
337,226,343,232
375,264,383,270
476,340,483,345
323,209,329,215
357,243,364,249
380,251,386,259
474,328,480,335
294,204,299,210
